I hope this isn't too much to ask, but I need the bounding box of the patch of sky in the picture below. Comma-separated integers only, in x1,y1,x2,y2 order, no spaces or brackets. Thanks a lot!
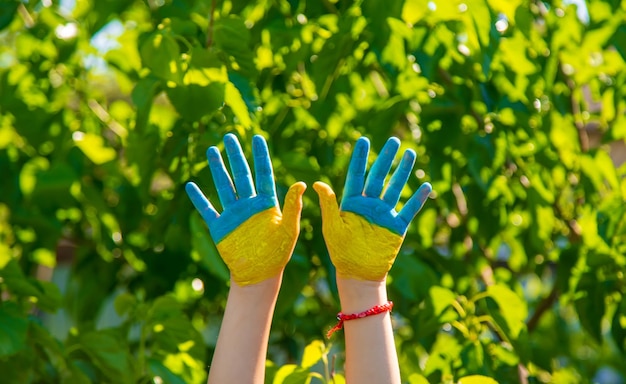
84,19,124,72
562,0,589,24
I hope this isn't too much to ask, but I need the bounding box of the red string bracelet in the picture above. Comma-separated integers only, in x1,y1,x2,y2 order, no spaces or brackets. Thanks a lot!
326,301,393,338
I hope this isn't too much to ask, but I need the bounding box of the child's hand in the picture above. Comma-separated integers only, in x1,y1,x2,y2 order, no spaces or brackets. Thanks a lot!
186,134,306,286
314,137,431,281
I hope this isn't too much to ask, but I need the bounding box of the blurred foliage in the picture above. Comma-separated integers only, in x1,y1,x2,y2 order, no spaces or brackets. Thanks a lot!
1,0,626,383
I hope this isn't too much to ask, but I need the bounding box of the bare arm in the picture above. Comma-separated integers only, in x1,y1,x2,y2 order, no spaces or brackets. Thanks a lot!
186,134,305,384
337,278,400,384
208,275,282,384
314,136,432,383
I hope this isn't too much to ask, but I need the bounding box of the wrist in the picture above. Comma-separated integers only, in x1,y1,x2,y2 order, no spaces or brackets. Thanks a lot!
229,274,282,303
336,276,388,313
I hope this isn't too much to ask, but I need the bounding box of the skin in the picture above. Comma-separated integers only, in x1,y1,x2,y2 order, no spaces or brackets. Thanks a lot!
336,277,401,383
189,135,430,383
207,276,283,384
314,137,432,384
186,134,305,383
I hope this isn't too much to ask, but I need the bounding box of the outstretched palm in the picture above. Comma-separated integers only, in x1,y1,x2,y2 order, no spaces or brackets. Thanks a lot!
186,134,279,243
186,133,305,285
313,136,432,281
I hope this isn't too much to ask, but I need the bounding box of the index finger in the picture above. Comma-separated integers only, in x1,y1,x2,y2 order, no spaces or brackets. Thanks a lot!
341,137,370,206
185,182,219,225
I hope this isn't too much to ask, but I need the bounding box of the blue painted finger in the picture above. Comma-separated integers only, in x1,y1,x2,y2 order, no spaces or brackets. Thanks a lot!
207,146,237,208
382,149,416,208
185,182,219,225
252,135,277,199
398,182,432,227
341,137,370,207
363,137,400,198
224,133,256,199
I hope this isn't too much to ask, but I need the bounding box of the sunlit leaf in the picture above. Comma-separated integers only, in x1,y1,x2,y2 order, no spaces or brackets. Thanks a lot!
225,82,252,127
402,0,427,25
301,340,324,369
140,32,183,84
74,132,117,164
190,212,229,282
459,375,499,384
486,284,527,339
408,373,430,384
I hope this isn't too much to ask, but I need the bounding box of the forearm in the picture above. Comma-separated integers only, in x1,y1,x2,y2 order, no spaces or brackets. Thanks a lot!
208,275,282,384
337,277,401,384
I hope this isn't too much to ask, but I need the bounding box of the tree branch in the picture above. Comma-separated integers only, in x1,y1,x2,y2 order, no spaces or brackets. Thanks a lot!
206,0,217,48
527,284,559,332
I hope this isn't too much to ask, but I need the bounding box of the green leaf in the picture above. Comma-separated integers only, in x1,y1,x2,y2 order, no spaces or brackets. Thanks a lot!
611,24,626,60
164,46,227,122
391,255,438,301
79,331,135,384
428,286,457,317
74,133,117,165
611,295,626,353
165,70,226,122
147,296,183,322
486,0,521,20
33,163,76,197
213,16,255,77
283,371,312,384
272,364,310,384
0,259,41,298
459,340,487,374
458,375,499,384
139,32,183,84
301,340,324,369
575,272,605,342
408,373,430,384
0,260,60,311
190,212,229,282
33,280,62,312
272,364,298,384
19,156,49,197
225,82,252,127
114,292,137,317
131,76,161,132
0,304,28,357
32,248,56,268
423,332,462,376
0,2,18,31
401,0,427,25
486,284,527,339
147,359,187,384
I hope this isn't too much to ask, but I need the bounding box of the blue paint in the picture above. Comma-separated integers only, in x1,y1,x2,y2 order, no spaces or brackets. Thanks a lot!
186,134,278,243
340,137,432,236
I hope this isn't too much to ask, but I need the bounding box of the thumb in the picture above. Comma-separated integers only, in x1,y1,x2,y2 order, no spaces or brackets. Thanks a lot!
282,181,307,233
313,181,341,223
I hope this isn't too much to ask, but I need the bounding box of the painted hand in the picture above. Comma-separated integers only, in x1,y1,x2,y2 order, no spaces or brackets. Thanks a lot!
313,137,432,281
186,133,306,286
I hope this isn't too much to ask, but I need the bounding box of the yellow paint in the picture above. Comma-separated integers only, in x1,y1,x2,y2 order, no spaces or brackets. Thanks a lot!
322,211,403,281
216,182,306,286
217,208,291,285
